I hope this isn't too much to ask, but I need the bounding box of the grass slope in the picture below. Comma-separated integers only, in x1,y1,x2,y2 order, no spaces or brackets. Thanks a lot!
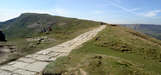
0,13,100,39
43,24,161,75
0,13,101,64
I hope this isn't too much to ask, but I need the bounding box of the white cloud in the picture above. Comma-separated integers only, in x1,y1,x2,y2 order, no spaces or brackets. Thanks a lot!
143,10,161,17
53,8,69,16
130,8,141,12
110,2,140,15
110,1,161,18
113,0,122,3
93,10,104,14
0,7,72,22
0,9,21,21
0,8,66,21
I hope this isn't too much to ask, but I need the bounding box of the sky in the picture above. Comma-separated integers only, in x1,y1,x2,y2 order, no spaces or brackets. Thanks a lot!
0,0,161,24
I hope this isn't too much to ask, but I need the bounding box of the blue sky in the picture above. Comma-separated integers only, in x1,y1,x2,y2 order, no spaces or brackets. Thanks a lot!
0,0,161,24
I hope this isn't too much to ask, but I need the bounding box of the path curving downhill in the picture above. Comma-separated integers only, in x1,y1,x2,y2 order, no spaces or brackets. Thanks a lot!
0,25,106,75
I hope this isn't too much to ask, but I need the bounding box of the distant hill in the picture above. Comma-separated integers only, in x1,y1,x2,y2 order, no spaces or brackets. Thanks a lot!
0,13,101,39
121,24,161,40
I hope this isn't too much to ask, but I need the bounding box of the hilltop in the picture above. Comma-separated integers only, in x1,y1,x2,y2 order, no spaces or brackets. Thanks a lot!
0,13,102,39
44,24,161,75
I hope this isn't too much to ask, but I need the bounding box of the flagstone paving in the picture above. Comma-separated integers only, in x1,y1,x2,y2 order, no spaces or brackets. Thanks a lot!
0,25,106,75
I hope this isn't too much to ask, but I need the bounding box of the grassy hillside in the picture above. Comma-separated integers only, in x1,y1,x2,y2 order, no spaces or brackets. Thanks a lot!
0,13,100,39
43,24,161,75
123,24,161,40
0,13,101,64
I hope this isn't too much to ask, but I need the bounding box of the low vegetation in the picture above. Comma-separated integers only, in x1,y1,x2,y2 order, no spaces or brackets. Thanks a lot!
0,13,101,64
43,25,161,75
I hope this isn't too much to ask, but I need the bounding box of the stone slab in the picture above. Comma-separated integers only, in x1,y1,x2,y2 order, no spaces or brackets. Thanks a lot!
0,70,11,75
31,54,51,61
10,61,29,69
18,57,35,63
0,25,106,74
14,69,36,75
24,61,48,72
0,65,17,71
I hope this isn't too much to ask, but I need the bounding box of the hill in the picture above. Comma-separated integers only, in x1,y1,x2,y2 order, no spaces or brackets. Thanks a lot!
0,13,102,39
122,24,161,40
0,13,101,64
43,24,161,75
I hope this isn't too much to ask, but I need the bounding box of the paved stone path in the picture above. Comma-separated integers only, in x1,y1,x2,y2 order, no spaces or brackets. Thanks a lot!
0,25,106,75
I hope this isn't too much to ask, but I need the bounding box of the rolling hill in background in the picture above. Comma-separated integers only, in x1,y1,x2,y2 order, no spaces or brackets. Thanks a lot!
122,24,161,40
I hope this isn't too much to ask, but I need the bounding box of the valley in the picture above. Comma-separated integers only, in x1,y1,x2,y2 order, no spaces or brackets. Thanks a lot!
122,24,161,40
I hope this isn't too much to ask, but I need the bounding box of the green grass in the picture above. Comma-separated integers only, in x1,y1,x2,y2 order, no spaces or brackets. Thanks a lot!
0,14,101,64
43,25,161,75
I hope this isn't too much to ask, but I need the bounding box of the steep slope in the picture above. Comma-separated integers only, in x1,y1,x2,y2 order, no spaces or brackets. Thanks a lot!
44,24,161,75
123,24,161,40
